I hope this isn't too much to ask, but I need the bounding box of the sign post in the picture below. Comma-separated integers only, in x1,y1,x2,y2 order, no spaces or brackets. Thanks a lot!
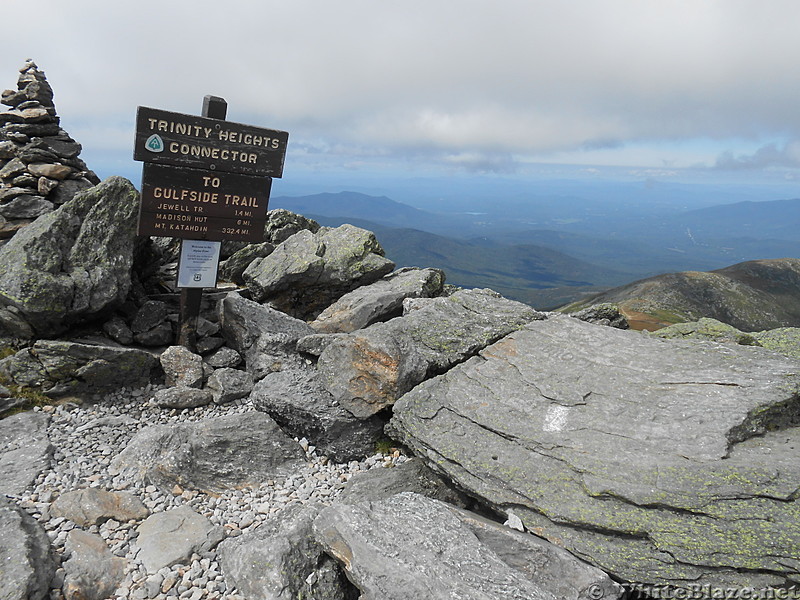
133,95,288,351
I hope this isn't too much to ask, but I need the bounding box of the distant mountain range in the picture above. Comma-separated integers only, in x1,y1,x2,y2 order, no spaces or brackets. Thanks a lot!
271,191,800,309
562,258,800,332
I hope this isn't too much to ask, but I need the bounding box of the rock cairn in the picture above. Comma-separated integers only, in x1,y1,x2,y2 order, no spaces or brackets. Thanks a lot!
0,59,98,242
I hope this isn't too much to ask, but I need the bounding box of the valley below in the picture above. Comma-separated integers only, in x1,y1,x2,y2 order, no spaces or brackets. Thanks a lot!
272,189,800,310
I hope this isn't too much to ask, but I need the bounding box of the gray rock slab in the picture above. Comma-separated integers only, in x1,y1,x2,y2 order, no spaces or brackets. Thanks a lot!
153,386,213,409
310,267,445,333
0,495,55,600
0,176,139,336
219,241,274,285
218,503,358,600
219,291,314,380
196,335,225,355
204,346,242,368
131,299,169,334
135,505,224,573
110,411,305,493
450,505,623,600
102,315,133,345
263,208,320,245
296,332,350,357
313,492,620,600
62,529,125,600
0,340,160,396
753,326,800,359
0,193,53,219
251,366,385,462
51,177,93,206
159,345,204,388
570,302,629,329
0,410,53,495
0,395,27,417
317,288,545,419
50,488,149,526
133,321,174,346
650,317,760,346
339,457,470,508
206,367,253,404
243,225,395,319
389,315,800,591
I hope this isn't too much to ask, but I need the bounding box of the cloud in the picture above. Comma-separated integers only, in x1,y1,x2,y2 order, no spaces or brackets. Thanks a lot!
715,141,800,170
3,0,800,176
441,152,520,174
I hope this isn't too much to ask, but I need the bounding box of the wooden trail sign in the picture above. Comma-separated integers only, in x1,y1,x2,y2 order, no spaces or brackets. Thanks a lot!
138,163,271,242
134,106,288,177
133,95,288,350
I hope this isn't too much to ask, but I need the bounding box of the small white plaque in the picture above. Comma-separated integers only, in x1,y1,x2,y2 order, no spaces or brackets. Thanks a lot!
177,240,221,288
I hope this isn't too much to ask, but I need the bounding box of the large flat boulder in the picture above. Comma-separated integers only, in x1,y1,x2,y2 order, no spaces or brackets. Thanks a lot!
0,340,160,396
313,492,620,600
109,411,305,493
317,289,544,419
389,315,800,591
310,267,445,333
0,176,139,337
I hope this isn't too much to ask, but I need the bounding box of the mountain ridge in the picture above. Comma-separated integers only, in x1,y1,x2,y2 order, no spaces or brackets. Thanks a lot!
561,257,800,332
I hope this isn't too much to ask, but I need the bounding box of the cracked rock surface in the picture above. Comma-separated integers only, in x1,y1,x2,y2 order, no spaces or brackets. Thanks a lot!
389,315,800,591
317,288,545,419
313,492,621,600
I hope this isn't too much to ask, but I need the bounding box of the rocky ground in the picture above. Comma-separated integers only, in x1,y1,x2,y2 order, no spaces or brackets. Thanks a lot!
9,385,405,600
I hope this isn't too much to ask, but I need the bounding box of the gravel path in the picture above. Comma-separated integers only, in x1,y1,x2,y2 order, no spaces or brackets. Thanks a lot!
10,384,405,600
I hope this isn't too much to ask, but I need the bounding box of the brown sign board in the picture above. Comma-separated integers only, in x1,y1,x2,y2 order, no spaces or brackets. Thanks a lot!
138,163,271,242
133,106,289,177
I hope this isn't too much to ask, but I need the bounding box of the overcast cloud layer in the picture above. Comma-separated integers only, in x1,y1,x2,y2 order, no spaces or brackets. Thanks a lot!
2,0,800,182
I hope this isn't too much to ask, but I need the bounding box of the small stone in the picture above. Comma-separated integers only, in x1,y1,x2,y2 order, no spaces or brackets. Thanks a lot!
160,346,205,388
161,572,179,593
37,177,59,195
153,386,213,409
504,512,525,532
27,162,72,180
204,346,242,369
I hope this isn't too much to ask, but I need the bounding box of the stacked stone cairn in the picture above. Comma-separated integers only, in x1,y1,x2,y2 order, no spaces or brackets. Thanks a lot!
0,59,98,243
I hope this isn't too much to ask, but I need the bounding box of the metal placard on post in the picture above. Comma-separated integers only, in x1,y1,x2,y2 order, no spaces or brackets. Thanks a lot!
177,240,221,288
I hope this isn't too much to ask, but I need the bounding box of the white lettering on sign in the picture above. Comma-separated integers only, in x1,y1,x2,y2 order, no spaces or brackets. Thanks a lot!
148,119,213,139
223,194,259,207
145,118,283,151
155,213,208,223
166,142,258,164
217,129,281,149
153,187,220,204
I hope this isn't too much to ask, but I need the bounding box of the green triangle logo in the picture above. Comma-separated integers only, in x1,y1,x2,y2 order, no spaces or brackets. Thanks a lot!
145,134,164,153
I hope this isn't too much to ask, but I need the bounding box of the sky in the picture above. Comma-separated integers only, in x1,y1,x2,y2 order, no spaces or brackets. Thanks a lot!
2,0,800,202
